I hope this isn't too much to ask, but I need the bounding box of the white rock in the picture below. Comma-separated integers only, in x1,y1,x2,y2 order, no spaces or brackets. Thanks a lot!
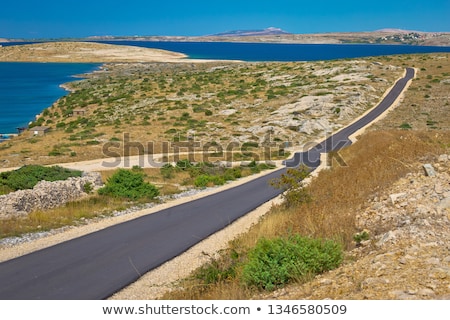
219,109,237,116
438,197,450,210
437,154,449,162
389,192,407,205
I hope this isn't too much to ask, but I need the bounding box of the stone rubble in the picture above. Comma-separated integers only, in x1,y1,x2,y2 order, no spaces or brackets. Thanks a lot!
261,154,450,300
0,172,103,219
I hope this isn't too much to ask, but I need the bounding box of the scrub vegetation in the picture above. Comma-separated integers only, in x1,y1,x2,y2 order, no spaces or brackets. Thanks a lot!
0,160,275,239
0,165,81,191
0,57,405,167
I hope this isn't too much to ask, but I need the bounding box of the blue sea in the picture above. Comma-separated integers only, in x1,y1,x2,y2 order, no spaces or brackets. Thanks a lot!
97,40,450,62
1,41,450,135
0,62,99,134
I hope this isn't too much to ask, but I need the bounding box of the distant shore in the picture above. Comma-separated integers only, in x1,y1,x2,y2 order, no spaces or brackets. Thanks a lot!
2,30,450,46
0,41,190,63
0,41,242,64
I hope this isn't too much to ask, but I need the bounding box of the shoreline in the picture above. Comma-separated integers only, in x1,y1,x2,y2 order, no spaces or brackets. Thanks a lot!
0,41,236,135
0,62,102,135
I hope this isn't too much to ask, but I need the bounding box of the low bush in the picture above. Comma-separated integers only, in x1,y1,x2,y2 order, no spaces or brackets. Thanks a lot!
0,165,82,191
223,167,242,180
195,251,239,284
160,163,176,179
98,168,159,200
241,235,343,291
270,166,311,207
399,122,412,129
194,174,225,188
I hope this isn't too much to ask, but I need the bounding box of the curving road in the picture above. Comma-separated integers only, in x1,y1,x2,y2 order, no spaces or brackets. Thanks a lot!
286,67,415,167
0,68,414,300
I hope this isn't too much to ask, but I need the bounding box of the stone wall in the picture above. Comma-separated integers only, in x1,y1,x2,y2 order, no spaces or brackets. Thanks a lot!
0,172,103,219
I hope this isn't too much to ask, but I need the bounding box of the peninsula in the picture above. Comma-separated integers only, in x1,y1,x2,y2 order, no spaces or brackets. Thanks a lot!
0,41,188,63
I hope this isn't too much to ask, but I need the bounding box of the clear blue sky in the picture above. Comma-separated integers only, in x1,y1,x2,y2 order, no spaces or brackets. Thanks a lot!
1,0,449,39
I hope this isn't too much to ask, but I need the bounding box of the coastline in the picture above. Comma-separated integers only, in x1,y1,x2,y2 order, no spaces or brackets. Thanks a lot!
0,62,103,134
0,41,189,63
0,42,235,135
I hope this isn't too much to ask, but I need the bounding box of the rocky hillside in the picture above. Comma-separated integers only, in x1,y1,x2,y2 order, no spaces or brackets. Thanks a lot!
263,155,450,300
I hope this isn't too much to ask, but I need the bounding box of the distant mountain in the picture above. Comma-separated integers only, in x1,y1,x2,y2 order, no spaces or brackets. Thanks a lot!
211,27,291,37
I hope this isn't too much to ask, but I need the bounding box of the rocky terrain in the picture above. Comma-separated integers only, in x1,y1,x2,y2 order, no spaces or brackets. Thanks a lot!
262,155,450,300
0,56,404,168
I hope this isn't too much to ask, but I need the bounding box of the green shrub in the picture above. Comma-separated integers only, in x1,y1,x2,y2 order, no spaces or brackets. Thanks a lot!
56,122,66,129
160,163,176,179
241,235,343,291
0,165,82,191
399,122,412,130
48,150,63,156
242,142,259,151
176,159,193,169
195,252,238,284
353,230,370,246
194,175,210,187
98,169,159,200
223,167,242,181
194,175,225,188
270,165,311,207
257,162,275,171
83,182,94,194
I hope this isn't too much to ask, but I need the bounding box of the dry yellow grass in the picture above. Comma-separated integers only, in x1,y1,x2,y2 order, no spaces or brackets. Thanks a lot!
371,53,450,131
0,195,126,238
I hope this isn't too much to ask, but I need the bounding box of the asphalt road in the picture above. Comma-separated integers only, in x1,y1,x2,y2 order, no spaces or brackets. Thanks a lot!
0,68,414,300
286,67,415,167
